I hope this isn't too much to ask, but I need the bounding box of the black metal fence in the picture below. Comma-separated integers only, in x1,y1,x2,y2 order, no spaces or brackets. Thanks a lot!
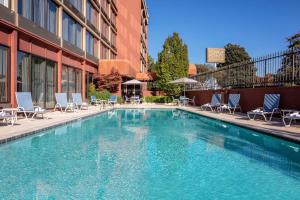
189,48,300,90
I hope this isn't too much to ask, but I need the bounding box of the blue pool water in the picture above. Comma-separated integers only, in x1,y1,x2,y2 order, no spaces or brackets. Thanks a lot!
0,109,300,199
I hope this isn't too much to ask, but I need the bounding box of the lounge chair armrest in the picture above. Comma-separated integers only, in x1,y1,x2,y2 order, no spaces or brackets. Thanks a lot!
17,106,25,111
273,108,281,114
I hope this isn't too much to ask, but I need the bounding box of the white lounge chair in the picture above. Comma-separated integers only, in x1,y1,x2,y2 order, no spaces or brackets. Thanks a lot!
282,111,300,127
54,93,75,112
15,92,45,119
201,94,221,111
72,93,88,110
218,94,241,114
247,94,280,121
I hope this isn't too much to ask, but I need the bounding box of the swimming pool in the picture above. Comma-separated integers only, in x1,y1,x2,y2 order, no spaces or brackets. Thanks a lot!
0,109,300,199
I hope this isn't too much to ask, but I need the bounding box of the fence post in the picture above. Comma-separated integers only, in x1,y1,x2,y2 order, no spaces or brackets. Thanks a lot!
292,48,295,86
264,58,267,87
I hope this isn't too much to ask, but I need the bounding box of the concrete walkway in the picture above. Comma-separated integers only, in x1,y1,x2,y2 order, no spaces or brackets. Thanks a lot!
0,104,299,145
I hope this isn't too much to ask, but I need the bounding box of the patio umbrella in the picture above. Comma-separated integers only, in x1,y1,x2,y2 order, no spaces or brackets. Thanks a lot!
122,79,143,95
169,77,198,97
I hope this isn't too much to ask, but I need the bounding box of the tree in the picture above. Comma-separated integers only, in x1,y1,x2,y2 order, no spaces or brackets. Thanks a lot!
288,32,300,49
195,64,212,74
156,32,189,96
218,43,251,67
276,32,300,86
216,43,255,88
147,55,157,72
93,68,122,93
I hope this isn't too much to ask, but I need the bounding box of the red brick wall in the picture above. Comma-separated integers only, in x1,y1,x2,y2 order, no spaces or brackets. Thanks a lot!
186,87,300,112
117,0,142,72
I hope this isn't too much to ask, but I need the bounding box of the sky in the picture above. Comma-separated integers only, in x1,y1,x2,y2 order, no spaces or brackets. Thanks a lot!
147,0,300,64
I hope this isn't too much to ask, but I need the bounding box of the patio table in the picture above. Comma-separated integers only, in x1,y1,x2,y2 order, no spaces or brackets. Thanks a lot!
2,108,18,125
180,97,189,106
130,96,140,104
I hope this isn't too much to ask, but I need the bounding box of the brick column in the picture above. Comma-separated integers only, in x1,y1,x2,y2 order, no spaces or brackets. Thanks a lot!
82,61,86,100
57,50,62,92
10,30,17,107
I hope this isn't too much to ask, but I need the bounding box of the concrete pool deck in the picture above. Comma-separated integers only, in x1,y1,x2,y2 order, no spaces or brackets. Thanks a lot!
0,104,299,144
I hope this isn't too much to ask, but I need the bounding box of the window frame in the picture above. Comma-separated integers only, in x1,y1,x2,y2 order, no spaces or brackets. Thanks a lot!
18,0,58,35
0,45,10,103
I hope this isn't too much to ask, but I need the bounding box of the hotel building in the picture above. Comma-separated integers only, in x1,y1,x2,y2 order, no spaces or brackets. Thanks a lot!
0,0,149,108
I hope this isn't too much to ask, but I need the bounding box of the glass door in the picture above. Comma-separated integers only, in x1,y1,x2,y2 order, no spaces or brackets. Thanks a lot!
46,61,56,108
31,56,46,107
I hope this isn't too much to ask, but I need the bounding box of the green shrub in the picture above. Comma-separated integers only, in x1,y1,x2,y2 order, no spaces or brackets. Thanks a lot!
117,96,123,104
144,96,172,103
87,83,96,100
88,85,119,102
95,90,111,100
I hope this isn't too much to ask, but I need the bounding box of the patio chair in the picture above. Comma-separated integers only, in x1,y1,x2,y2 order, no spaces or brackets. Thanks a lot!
72,93,88,110
218,94,241,114
15,92,45,119
172,96,179,105
188,96,196,106
91,96,99,105
108,96,117,106
200,94,221,111
282,111,300,127
0,111,15,125
124,95,131,104
247,94,280,121
54,93,75,112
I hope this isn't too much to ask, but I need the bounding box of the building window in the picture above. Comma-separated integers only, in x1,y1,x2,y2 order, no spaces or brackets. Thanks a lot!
63,11,82,49
68,0,82,13
111,31,116,47
101,0,108,15
111,52,116,59
18,0,57,34
111,10,116,26
0,0,10,8
17,51,57,108
101,17,109,40
47,0,57,34
100,43,109,59
62,65,82,101
0,45,9,103
86,31,95,56
86,0,98,28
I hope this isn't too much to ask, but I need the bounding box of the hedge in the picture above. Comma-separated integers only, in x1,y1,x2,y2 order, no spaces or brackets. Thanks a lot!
144,96,172,103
